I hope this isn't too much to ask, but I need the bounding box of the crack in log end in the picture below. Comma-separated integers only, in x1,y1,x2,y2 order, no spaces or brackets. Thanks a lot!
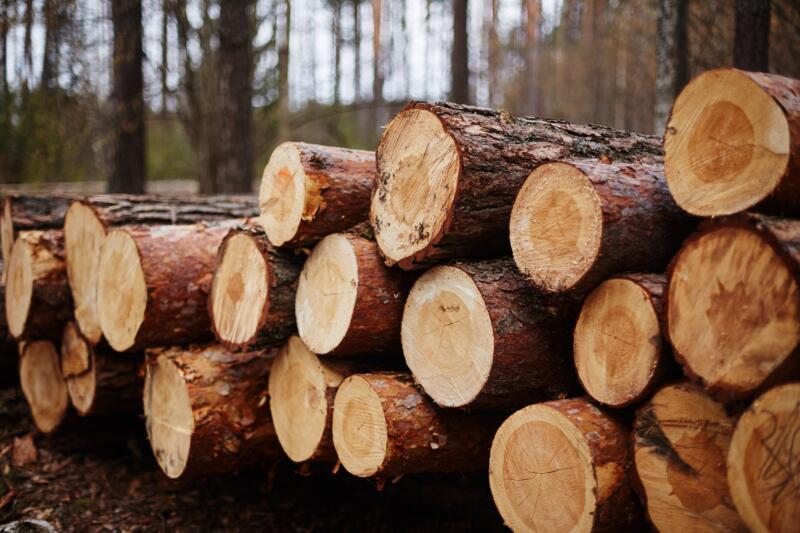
635,407,697,476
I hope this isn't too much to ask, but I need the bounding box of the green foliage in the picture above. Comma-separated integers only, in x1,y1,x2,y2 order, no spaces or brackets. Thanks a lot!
146,116,198,181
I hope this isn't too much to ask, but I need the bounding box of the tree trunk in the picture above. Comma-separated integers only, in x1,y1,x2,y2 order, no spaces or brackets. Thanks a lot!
727,382,800,533
523,0,540,115
734,0,770,72
22,0,32,95
353,0,361,100
277,0,291,142
268,336,360,463
109,0,146,194
258,143,376,247
450,0,469,104
60,322,143,417
654,0,689,133
218,0,254,194
96,222,236,352
667,213,800,399
1,0,8,100
144,344,280,479
296,232,412,356
490,397,642,532
5,230,71,341
633,382,746,533
160,0,168,115
19,340,69,434
487,0,499,107
574,274,675,408
371,0,383,130
371,101,661,269
510,158,695,293
64,195,258,345
332,372,499,477
402,258,580,409
209,226,301,351
333,0,342,105
664,69,800,217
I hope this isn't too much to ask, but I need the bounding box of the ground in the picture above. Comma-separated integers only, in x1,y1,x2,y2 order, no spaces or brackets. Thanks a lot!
0,378,505,532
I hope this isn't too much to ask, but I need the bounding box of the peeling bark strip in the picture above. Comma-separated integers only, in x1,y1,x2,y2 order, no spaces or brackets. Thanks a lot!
574,273,676,408
60,322,143,417
489,397,641,533
632,382,745,533
209,226,301,351
401,257,579,410
666,213,800,399
665,69,800,216
258,142,376,248
728,382,800,533
64,195,257,345
295,233,412,356
510,158,695,294
5,230,72,340
332,372,499,477
96,222,236,352
144,344,280,479
371,101,661,269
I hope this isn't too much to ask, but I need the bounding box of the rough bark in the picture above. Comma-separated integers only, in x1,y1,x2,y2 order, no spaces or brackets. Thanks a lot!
72,195,258,226
372,101,662,269
341,372,498,476
734,0,770,72
109,0,146,193
210,226,301,351
145,344,280,478
259,143,376,248
632,382,745,533
666,213,800,399
6,230,72,340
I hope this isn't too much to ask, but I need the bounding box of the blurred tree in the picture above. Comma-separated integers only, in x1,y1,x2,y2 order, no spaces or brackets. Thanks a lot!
654,0,689,133
523,0,541,115
278,0,291,142
371,0,382,124
735,0,770,71
160,0,169,116
450,0,469,103
109,0,146,193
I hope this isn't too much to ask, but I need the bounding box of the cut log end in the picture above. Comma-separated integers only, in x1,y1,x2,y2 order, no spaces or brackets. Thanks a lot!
295,234,358,354
210,232,269,346
96,229,147,352
401,265,493,408
269,336,342,462
489,404,598,533
19,340,69,434
633,382,744,533
6,236,34,338
258,142,308,247
1,198,13,280
665,69,791,216
143,355,194,479
510,161,603,292
60,322,94,416
574,278,662,407
667,223,799,396
728,383,800,533
371,108,460,267
331,375,388,477
64,201,107,345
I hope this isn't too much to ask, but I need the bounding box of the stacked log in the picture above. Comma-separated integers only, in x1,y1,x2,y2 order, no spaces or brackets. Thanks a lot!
63,195,257,344
19,340,69,434
401,258,578,409
143,344,280,479
257,142,376,248
4,230,72,340
209,226,301,351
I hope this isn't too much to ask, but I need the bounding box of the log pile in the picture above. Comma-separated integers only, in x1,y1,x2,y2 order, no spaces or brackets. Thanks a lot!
3,66,799,531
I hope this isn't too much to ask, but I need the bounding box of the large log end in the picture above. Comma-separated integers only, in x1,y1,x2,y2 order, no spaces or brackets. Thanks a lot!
20,340,69,434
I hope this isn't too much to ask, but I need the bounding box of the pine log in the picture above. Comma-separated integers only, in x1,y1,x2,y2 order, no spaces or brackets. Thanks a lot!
511,158,694,293
5,230,72,340
401,258,579,409
64,195,257,345
60,322,143,416
667,213,800,399
727,382,800,533
632,382,745,533
489,397,641,533
19,340,69,434
96,222,235,352
143,343,280,479
257,142,376,247
209,226,301,351
574,273,674,407
268,336,359,463
370,101,662,269
331,372,499,477
665,68,800,216
295,232,412,356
